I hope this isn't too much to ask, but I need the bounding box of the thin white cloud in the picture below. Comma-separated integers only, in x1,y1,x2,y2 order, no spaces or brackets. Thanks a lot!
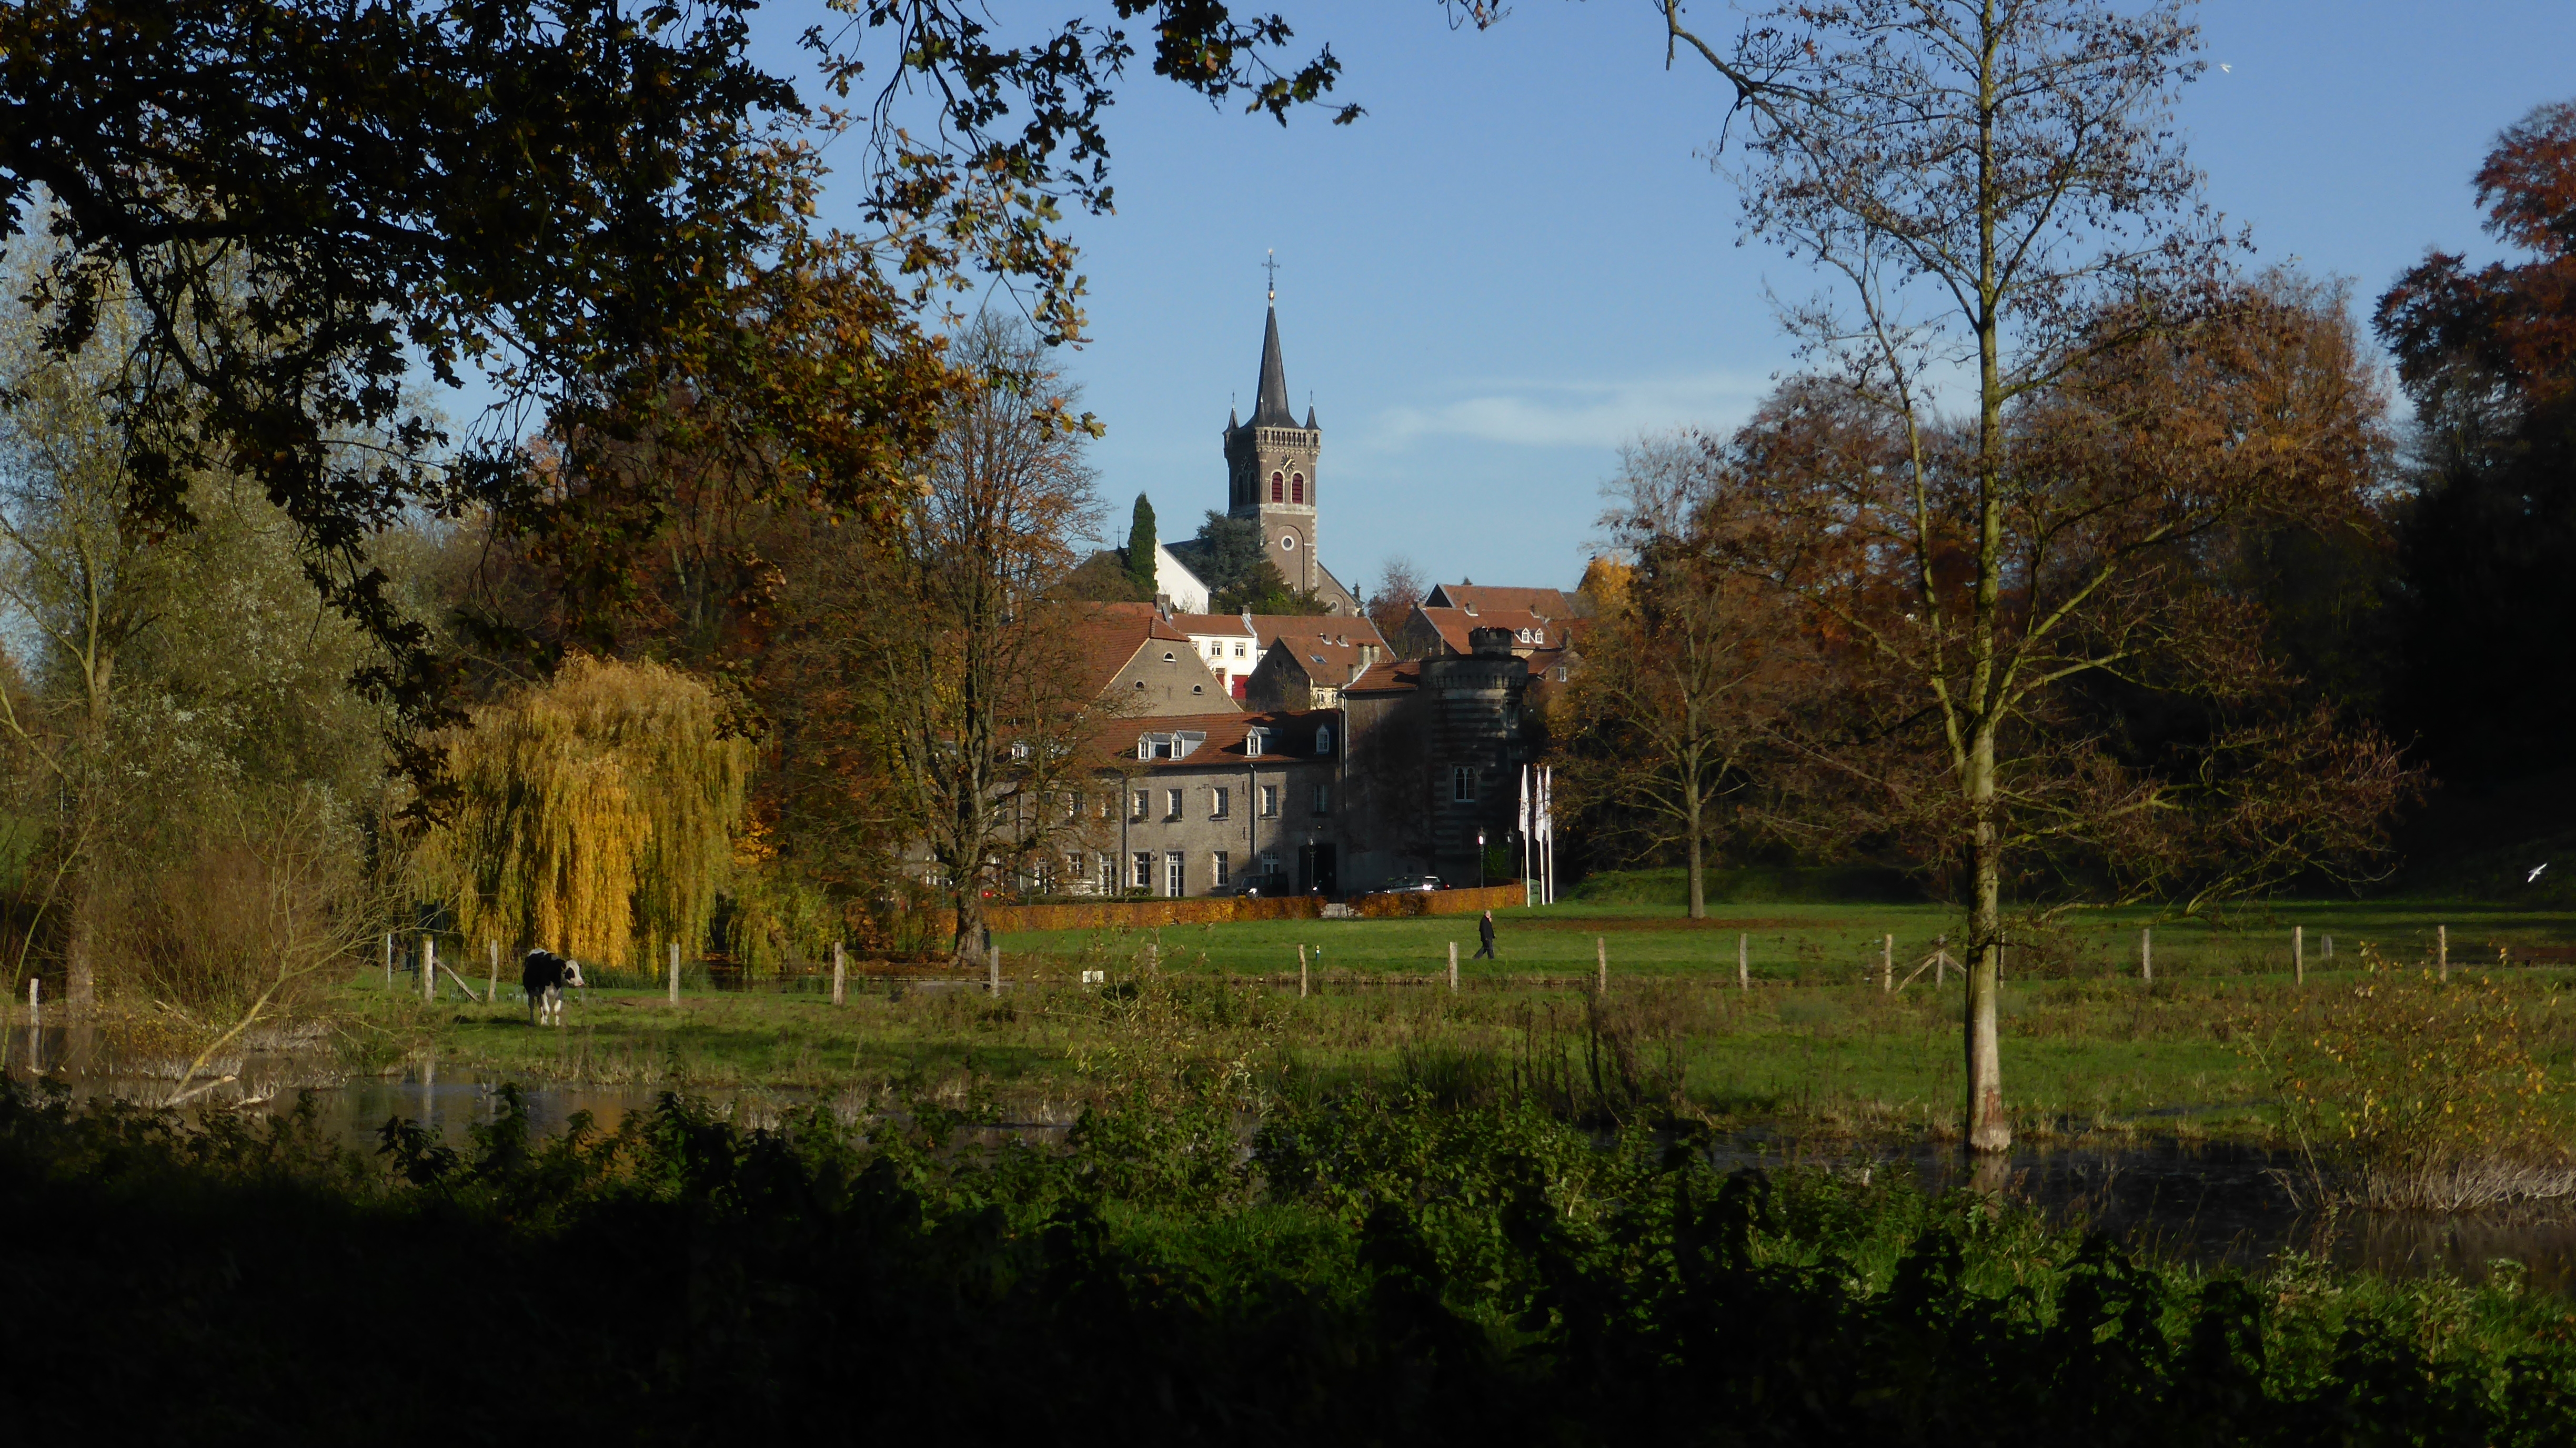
1364,370,1772,450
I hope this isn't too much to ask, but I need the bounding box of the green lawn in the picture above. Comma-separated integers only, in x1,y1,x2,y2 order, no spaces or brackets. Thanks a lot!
999,897,2576,985
335,896,2576,1144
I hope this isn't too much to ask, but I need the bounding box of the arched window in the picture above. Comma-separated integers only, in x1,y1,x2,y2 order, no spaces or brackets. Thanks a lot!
1291,472,1305,504
1314,726,1332,755
1270,470,1284,502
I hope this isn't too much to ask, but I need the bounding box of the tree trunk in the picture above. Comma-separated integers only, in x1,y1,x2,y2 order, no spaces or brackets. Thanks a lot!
951,877,985,964
63,886,97,1014
1964,722,2009,1154
1685,795,1706,920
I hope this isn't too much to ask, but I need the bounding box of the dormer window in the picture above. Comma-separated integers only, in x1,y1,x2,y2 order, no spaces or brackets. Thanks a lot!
1246,727,1268,756
1314,726,1332,755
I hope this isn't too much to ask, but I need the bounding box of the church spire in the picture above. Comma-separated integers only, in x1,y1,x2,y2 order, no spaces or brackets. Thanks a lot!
1251,303,1296,427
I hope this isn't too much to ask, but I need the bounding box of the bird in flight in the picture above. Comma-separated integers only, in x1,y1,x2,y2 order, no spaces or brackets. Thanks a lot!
2219,63,2232,73
2529,862,2549,883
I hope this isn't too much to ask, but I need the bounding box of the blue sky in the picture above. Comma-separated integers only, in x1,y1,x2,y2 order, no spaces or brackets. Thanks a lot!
779,2,2576,597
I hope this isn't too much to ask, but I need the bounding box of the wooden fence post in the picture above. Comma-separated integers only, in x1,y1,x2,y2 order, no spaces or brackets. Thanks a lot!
2438,924,2448,983
1738,933,1748,991
2293,925,2304,985
421,934,436,1004
384,932,394,991
2141,928,2152,984
1595,937,1607,994
989,942,1002,996
487,940,499,1003
832,941,847,1005
1882,934,1893,992
1299,944,1309,999
668,940,680,1004
1448,941,1458,993
25,977,36,1073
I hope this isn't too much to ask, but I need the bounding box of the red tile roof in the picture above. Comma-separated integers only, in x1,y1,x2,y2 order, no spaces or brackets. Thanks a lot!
1427,584,1574,617
1065,601,1193,691
1242,614,1390,655
1411,606,1570,656
1343,658,1423,695
1090,709,1344,768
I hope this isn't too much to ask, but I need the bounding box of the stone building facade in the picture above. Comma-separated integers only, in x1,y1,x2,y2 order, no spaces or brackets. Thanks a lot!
1080,710,1350,898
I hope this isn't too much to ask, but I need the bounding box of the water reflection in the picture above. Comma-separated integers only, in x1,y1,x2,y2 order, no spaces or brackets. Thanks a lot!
1727,1134,2576,1291
15,1020,2576,1292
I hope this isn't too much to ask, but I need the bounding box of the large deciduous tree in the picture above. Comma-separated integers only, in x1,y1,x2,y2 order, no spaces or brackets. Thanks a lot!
1556,439,1820,919
846,316,1116,958
1625,0,2407,1154
0,0,1353,755
2376,100,2576,791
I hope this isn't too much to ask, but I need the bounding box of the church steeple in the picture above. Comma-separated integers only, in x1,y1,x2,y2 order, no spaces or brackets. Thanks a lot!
1222,283,1329,604
1251,305,1296,427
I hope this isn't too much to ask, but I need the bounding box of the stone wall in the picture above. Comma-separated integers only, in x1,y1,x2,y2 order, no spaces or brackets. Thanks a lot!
971,881,1527,934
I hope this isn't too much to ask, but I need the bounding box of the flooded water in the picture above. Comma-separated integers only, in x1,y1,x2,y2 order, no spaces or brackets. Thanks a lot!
15,1017,2576,1291
1722,1133,2576,1291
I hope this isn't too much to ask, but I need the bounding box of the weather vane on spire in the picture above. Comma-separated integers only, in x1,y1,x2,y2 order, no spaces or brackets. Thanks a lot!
1263,249,1279,303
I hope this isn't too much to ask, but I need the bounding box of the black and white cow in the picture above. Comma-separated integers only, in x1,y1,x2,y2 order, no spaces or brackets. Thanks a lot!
521,949,586,1027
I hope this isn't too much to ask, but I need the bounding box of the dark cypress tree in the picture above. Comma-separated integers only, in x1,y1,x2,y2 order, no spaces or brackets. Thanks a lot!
1124,493,1159,597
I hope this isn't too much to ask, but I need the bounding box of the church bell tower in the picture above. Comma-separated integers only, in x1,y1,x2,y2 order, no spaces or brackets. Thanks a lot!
1223,286,1323,596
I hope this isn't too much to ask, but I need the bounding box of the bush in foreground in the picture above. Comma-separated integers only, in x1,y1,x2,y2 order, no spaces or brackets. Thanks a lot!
4,1080,2575,1443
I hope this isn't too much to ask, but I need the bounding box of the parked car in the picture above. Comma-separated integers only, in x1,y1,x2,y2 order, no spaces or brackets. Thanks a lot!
1377,874,1443,893
1213,874,1289,898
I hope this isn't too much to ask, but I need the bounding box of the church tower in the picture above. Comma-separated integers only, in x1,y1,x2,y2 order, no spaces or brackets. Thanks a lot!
1223,297,1324,597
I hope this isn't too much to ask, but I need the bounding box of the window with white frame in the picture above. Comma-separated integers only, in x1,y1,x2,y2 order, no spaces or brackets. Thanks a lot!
1259,784,1280,818
1131,852,1153,890
1260,849,1280,879
1210,786,1231,819
1098,853,1114,893
1314,726,1332,755
1164,850,1185,898
1311,784,1331,815
1164,788,1184,820
1130,790,1149,822
1212,851,1230,886
1233,641,1247,657
1451,765,1476,803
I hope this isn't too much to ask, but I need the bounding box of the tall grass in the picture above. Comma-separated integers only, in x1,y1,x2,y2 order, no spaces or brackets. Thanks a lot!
2256,946,2576,1210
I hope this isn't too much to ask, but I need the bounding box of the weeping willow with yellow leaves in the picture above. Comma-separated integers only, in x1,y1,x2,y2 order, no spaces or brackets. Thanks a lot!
413,656,752,969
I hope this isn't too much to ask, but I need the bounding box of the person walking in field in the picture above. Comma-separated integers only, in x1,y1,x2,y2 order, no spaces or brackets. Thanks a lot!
1474,910,1498,960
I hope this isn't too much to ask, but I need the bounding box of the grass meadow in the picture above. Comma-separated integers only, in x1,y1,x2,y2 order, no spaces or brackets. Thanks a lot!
336,894,2576,1146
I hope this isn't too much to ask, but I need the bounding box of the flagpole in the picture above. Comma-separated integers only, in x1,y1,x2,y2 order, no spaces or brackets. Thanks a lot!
1541,765,1555,906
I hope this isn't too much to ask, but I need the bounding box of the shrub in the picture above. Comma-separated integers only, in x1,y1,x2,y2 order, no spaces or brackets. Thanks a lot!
2257,946,2576,1210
